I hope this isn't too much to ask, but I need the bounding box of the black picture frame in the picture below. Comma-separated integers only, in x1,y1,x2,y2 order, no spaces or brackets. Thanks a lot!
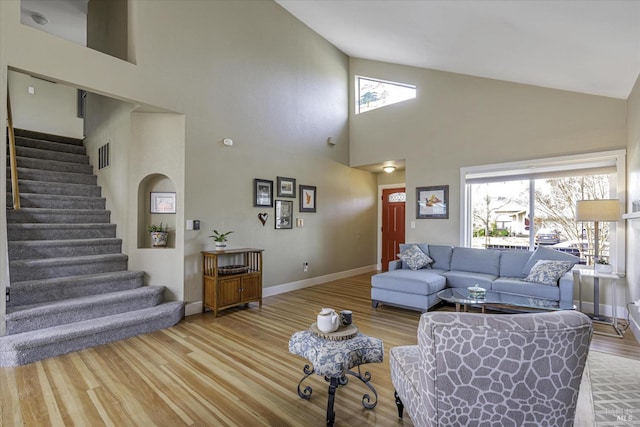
277,176,296,198
416,185,449,219
299,185,317,213
254,179,273,207
275,200,293,229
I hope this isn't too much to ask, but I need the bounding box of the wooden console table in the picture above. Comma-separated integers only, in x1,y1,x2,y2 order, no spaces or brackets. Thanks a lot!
202,248,263,317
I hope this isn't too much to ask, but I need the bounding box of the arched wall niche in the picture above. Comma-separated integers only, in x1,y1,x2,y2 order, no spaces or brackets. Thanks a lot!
138,173,176,248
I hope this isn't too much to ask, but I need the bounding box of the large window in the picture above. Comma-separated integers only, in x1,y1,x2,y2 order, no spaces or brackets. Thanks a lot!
461,151,625,268
356,76,416,114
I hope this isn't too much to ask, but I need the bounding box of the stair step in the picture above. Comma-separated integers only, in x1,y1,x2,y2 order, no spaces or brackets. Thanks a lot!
14,145,89,165
6,286,166,334
7,271,145,307
11,193,106,210
7,208,111,224
8,238,122,260
0,301,184,367
15,167,97,186
9,254,128,282
8,179,102,197
13,156,93,175
14,128,84,146
15,135,86,155
7,223,117,241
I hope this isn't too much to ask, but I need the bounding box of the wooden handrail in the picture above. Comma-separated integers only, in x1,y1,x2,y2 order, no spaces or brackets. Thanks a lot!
7,91,20,210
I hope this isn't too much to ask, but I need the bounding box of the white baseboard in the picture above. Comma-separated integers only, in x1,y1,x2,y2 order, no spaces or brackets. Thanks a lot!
574,301,629,320
184,301,203,317
262,265,377,298
184,265,377,317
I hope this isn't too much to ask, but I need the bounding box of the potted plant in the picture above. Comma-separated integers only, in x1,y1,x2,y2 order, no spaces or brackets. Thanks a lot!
209,229,233,250
147,222,169,247
595,257,613,274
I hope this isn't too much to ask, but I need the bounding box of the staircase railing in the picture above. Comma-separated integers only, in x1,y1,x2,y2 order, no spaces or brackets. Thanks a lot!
7,92,20,210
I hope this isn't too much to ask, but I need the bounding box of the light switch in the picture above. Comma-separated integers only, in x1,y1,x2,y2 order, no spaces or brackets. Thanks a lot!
186,220,194,230
410,221,416,229
28,86,35,94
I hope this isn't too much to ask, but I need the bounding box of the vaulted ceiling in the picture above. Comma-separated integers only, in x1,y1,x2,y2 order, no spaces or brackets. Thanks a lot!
276,0,640,99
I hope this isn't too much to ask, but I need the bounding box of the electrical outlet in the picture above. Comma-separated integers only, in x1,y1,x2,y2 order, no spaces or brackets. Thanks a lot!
303,262,309,272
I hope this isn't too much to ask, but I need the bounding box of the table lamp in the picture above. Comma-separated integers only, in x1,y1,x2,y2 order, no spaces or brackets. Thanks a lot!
575,199,619,267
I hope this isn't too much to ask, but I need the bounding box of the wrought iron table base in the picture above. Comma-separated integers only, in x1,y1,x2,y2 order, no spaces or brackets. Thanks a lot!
296,364,378,427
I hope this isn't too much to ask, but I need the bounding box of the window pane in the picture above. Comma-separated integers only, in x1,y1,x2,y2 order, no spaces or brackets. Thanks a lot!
471,181,530,250
469,174,611,264
388,192,406,202
534,175,610,265
357,76,416,114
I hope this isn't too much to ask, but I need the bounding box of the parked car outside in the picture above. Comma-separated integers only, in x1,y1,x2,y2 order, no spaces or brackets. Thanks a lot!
535,228,561,245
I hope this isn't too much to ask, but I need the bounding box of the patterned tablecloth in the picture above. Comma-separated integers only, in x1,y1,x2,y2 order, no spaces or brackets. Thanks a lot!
288,329,384,377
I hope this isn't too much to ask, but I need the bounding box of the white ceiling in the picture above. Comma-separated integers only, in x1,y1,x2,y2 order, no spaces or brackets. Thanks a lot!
276,0,640,99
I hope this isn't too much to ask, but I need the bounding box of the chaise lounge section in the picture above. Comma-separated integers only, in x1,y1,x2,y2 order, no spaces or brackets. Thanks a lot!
371,244,579,312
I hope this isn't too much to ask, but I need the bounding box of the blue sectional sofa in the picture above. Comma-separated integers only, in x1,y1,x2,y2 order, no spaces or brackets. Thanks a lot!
371,244,578,312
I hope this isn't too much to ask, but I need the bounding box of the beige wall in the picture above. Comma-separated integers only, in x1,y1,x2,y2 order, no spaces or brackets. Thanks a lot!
0,0,377,316
350,58,628,246
8,70,83,138
627,74,640,339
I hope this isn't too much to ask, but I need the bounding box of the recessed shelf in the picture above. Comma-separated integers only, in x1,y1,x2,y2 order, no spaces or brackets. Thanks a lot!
622,212,640,220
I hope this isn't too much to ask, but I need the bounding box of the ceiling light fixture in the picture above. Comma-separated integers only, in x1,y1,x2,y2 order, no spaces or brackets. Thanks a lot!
31,12,48,26
383,166,396,173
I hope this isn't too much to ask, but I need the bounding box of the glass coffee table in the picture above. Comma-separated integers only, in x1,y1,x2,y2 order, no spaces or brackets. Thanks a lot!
437,288,575,313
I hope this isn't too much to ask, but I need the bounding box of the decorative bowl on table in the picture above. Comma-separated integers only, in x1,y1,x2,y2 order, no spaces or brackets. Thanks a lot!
468,285,486,300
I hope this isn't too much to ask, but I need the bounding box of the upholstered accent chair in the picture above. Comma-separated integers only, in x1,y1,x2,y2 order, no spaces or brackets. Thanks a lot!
390,311,592,427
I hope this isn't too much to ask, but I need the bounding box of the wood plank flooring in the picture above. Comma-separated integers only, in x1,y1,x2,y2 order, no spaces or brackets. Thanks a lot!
1,272,638,426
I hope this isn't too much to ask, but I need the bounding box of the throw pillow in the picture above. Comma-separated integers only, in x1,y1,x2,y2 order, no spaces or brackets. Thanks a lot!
524,260,573,286
521,246,579,276
398,245,434,271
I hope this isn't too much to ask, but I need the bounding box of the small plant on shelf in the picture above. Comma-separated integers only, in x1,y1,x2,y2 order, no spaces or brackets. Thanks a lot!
147,223,168,247
146,223,168,233
209,229,233,249
596,257,609,265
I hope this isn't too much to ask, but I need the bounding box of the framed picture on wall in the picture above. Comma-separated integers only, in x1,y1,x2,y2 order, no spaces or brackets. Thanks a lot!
277,176,296,198
416,185,448,219
254,179,274,207
299,185,317,213
150,192,176,214
275,200,293,229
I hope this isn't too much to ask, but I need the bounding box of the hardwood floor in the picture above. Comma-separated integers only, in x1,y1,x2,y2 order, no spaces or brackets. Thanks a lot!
1,272,638,426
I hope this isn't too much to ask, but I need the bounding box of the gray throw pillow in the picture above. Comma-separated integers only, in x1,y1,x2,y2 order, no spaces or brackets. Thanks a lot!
524,260,573,286
398,245,434,271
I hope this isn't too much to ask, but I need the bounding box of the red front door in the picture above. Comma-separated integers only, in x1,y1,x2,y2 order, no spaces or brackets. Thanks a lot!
381,188,406,271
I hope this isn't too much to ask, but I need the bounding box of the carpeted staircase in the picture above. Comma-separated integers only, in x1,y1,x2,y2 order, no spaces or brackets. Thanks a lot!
1,129,184,367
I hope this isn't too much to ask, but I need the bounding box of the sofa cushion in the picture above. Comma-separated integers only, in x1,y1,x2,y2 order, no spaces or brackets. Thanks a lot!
524,260,574,286
399,243,431,269
450,247,501,276
492,277,560,301
371,270,447,295
398,245,434,271
499,250,533,278
522,246,579,275
441,270,496,289
428,245,453,270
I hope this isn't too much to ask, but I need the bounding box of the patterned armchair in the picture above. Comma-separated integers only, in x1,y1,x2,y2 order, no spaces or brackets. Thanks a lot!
390,311,592,427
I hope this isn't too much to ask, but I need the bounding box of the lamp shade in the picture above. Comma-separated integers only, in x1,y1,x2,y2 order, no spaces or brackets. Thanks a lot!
575,199,620,222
